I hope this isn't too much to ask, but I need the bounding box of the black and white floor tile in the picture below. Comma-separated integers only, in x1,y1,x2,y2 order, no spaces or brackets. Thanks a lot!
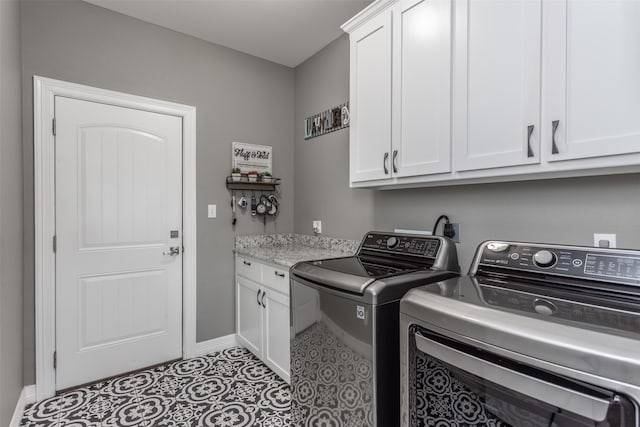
21,347,291,427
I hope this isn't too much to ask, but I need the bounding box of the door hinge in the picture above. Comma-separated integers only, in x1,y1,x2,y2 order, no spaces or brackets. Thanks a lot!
53,351,57,369
182,246,185,254
53,235,56,252
52,118,56,136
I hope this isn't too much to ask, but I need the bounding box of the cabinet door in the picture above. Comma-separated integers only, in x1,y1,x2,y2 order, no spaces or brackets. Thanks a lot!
349,10,393,183
236,277,262,358
262,289,290,382
543,0,640,162
393,0,452,177
453,0,542,171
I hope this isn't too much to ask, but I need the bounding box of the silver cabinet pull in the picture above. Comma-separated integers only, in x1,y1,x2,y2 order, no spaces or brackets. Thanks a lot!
275,271,286,278
551,120,560,154
162,246,180,256
261,291,266,308
415,333,611,422
257,289,262,306
383,152,389,175
392,149,398,173
527,125,534,158
243,260,251,266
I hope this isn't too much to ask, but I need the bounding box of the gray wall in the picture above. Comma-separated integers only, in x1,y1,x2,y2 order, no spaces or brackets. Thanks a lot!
0,0,24,423
294,35,375,240
21,0,294,384
294,34,640,270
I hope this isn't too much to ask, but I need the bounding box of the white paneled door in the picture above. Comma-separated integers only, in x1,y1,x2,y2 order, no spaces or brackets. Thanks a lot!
393,0,452,178
349,10,393,182
543,0,640,162
55,96,183,390
453,0,542,171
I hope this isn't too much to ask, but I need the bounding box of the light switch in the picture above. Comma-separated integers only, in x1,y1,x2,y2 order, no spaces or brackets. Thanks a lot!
208,204,217,218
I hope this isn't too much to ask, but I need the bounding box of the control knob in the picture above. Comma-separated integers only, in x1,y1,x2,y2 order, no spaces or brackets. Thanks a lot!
386,237,399,249
533,250,557,268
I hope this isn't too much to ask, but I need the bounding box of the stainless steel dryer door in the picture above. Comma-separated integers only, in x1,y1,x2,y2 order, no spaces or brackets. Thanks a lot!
405,325,637,427
290,277,375,426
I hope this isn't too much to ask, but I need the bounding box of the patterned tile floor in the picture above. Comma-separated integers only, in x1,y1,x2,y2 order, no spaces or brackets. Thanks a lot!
21,347,291,427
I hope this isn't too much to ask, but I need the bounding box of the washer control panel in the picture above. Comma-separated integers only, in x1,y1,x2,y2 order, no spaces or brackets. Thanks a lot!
361,233,441,258
479,241,640,286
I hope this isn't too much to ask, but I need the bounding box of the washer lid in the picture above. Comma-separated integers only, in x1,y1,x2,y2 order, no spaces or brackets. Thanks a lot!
401,276,640,386
291,256,404,295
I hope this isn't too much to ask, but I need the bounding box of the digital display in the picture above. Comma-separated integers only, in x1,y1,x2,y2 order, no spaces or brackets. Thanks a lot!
584,254,640,280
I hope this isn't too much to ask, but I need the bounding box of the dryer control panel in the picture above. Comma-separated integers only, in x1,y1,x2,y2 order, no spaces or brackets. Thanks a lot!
477,241,640,286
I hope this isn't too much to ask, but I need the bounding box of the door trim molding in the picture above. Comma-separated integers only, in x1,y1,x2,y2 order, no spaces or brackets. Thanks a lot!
33,76,197,401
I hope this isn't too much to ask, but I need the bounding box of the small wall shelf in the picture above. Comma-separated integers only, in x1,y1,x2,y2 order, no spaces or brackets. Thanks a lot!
225,177,281,192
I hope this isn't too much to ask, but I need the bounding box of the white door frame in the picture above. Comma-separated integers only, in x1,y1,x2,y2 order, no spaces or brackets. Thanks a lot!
33,76,198,400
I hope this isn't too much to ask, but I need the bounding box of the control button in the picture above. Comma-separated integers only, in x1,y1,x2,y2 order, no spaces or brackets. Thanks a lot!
533,299,558,316
509,253,520,260
386,237,399,249
487,242,509,252
533,250,557,268
572,259,583,267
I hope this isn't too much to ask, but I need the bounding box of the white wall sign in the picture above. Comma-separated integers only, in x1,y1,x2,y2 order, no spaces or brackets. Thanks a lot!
232,142,272,173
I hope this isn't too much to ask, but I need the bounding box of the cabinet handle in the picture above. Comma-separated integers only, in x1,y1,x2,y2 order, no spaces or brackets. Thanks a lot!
527,125,534,158
392,150,398,173
551,120,560,154
274,271,285,278
261,291,266,308
243,260,251,266
383,152,389,175
257,289,262,306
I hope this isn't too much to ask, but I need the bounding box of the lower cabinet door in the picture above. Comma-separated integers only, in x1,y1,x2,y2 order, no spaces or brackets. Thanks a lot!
262,289,291,383
236,277,263,358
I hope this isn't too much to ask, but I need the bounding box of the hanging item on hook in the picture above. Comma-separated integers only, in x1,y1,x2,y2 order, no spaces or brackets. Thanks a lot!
256,195,268,215
250,194,257,216
231,191,237,226
267,195,278,216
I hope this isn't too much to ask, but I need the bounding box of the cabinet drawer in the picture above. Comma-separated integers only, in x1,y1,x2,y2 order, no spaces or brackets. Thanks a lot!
263,265,290,295
236,256,262,283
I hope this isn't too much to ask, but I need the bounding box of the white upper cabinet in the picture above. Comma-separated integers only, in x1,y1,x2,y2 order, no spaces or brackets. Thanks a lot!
343,0,640,188
349,10,393,182
345,0,452,184
453,0,542,171
542,0,640,162
393,0,452,177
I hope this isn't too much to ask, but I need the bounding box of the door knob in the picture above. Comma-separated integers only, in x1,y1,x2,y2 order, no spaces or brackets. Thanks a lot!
163,246,180,256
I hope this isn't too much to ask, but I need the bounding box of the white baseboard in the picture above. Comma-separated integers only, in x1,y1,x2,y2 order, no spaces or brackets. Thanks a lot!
25,385,36,405
193,334,238,357
10,385,36,427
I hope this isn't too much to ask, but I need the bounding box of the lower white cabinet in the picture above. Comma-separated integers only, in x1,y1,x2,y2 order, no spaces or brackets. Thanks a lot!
236,277,263,356
236,256,290,382
262,290,290,381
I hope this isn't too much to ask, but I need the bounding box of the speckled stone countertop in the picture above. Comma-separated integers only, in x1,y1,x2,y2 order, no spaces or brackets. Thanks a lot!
234,233,359,267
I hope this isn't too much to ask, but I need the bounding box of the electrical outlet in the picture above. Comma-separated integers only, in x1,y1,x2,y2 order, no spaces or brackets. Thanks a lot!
593,233,616,248
313,220,322,234
450,223,460,243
